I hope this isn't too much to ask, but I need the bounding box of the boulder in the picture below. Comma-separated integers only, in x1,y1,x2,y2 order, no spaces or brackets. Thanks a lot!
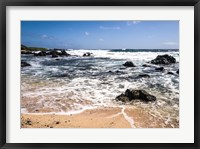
151,54,176,65
21,61,31,67
123,61,136,67
115,89,156,102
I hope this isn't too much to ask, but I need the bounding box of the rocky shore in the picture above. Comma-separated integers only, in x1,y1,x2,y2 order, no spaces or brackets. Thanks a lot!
21,46,179,128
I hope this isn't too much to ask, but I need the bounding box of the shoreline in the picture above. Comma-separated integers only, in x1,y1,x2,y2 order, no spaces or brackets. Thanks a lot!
21,106,179,128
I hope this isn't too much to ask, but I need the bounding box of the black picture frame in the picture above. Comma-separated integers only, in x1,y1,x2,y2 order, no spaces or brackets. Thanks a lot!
0,0,199,149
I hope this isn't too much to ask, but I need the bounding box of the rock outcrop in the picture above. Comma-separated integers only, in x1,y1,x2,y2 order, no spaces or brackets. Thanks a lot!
151,54,176,65
115,89,156,102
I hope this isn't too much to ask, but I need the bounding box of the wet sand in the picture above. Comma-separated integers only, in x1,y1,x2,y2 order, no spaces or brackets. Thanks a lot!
21,106,179,128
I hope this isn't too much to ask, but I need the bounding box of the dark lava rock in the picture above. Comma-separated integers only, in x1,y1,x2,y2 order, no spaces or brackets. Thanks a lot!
51,51,59,58
167,72,174,75
115,94,129,102
176,69,179,74
34,51,46,56
51,50,70,57
138,90,156,102
52,54,58,58
151,54,176,65
61,50,71,56
155,67,164,71
83,52,92,57
116,89,156,102
123,61,136,67
138,74,150,78
21,61,31,67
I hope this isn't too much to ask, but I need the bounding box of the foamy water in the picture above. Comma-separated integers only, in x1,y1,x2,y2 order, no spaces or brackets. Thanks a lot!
21,49,179,126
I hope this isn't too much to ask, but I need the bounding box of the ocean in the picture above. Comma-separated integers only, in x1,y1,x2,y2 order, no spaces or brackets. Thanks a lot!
21,49,179,126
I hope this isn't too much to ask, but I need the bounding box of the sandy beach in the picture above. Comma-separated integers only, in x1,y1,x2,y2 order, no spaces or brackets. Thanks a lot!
21,106,179,128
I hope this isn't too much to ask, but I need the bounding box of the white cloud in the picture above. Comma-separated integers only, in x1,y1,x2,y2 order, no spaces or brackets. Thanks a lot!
41,34,54,40
100,26,120,30
127,21,141,26
99,38,104,42
42,34,48,39
163,42,177,45
85,32,89,36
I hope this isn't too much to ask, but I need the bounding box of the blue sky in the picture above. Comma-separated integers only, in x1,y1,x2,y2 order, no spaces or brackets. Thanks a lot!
21,21,179,49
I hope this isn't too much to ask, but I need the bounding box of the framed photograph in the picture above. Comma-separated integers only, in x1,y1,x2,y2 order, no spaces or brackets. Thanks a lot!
0,0,199,148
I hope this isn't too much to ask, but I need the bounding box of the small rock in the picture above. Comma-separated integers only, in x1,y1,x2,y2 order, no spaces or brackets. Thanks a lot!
155,67,164,71
119,84,124,88
176,69,179,74
21,61,31,67
83,52,92,57
123,61,136,67
26,119,32,125
138,74,150,78
56,121,60,124
167,72,174,75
